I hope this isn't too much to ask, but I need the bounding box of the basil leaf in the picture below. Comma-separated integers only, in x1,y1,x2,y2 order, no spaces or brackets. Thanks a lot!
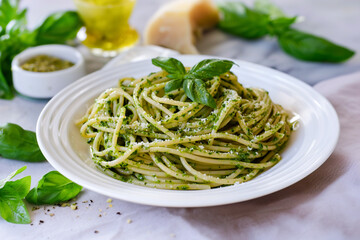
218,2,269,39
0,195,30,224
0,65,13,99
183,79,216,108
0,166,26,189
26,171,82,205
254,0,288,19
278,29,355,62
0,0,27,99
164,79,183,93
267,17,297,36
193,79,216,108
0,123,46,162
0,167,31,224
152,57,186,76
34,11,83,45
183,79,196,103
188,59,236,79
0,0,20,32
5,9,27,36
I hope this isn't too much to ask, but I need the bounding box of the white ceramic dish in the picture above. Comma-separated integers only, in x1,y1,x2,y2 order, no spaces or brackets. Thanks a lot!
36,55,339,207
102,45,179,70
12,44,86,98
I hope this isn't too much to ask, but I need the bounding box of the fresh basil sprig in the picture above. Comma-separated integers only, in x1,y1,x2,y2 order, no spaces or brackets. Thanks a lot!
152,57,236,108
0,0,84,99
0,166,31,224
26,171,82,205
0,123,46,162
217,0,355,63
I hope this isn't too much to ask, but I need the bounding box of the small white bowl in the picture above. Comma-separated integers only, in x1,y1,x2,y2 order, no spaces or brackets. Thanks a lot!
12,44,86,98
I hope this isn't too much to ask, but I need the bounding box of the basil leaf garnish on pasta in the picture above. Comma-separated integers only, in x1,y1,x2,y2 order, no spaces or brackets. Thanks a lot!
183,78,216,108
152,57,236,108
164,78,183,93
152,57,186,77
187,59,236,79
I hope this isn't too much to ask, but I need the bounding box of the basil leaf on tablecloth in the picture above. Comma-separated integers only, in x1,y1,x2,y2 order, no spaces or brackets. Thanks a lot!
254,0,288,19
0,166,27,189
0,123,46,162
26,171,82,205
277,29,355,62
0,166,31,224
217,2,269,39
267,16,297,36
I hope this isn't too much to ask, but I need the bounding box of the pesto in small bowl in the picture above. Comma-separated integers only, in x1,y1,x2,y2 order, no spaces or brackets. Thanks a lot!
21,55,74,72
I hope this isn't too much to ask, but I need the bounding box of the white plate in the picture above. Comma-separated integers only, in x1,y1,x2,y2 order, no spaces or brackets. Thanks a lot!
36,55,339,207
102,45,179,70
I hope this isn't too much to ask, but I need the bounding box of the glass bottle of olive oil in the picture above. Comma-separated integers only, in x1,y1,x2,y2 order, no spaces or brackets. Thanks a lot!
74,0,139,57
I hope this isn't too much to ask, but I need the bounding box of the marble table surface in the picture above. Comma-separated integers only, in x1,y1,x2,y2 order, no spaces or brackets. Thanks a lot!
0,0,359,239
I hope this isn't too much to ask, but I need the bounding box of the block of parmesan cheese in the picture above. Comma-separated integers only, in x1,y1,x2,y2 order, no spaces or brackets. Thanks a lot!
144,0,219,54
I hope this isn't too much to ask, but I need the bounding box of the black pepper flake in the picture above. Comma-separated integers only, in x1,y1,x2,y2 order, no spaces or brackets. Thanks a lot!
116,212,121,215
94,230,99,234
47,209,50,212
39,220,44,224
31,223,33,226
90,200,93,203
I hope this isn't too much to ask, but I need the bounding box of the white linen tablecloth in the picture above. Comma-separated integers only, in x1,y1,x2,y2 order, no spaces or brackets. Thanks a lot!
1,71,360,239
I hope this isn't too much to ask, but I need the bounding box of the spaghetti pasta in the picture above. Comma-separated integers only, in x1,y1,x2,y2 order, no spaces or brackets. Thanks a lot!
77,61,292,190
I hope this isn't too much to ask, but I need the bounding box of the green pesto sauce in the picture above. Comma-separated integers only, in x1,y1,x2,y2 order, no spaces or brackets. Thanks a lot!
21,55,74,72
